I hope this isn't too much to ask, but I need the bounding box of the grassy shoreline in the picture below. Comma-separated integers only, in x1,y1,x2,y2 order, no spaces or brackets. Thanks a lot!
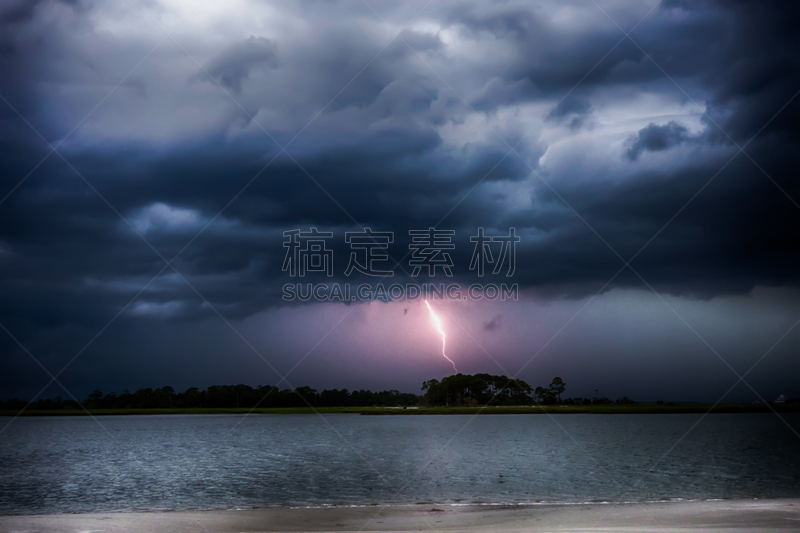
1,403,797,416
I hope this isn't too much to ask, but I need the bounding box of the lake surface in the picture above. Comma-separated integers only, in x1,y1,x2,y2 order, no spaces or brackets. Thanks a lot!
1,413,799,515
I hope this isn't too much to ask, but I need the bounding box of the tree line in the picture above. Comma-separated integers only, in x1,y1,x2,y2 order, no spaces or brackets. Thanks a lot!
0,374,640,411
0,384,421,411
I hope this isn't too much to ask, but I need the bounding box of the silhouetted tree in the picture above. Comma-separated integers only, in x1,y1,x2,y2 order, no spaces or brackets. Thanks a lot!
86,389,103,408
549,377,565,403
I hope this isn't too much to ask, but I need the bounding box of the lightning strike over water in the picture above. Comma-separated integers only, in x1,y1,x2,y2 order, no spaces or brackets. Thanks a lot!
424,300,458,372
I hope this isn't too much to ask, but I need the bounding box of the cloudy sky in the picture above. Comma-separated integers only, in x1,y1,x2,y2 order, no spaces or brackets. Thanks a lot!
1,0,798,403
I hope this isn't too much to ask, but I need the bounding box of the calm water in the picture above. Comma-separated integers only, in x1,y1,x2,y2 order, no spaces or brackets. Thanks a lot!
1,413,799,515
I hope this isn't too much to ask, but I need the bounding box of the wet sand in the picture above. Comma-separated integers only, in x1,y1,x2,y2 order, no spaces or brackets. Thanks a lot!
1,499,799,532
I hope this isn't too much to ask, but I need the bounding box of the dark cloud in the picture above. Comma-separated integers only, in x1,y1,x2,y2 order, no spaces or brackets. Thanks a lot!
198,36,279,93
624,121,691,161
547,95,592,130
548,96,592,119
483,314,502,332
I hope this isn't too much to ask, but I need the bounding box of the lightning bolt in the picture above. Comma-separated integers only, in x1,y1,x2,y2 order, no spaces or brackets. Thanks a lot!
424,300,458,372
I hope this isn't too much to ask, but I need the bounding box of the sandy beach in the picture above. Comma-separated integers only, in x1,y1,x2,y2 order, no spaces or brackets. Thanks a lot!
1,499,799,532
